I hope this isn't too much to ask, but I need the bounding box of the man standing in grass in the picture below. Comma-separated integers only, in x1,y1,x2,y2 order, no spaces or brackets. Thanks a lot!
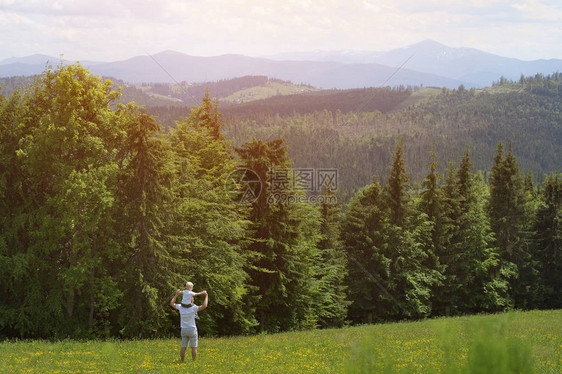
170,288,208,362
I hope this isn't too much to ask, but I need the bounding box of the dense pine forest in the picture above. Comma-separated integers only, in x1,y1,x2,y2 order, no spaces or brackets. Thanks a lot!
219,75,562,199
0,64,560,339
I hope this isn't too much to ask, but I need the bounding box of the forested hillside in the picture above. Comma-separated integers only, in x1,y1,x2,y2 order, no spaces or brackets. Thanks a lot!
1,65,560,340
0,76,35,97
1,74,316,110
222,75,562,198
147,86,414,135
222,86,413,118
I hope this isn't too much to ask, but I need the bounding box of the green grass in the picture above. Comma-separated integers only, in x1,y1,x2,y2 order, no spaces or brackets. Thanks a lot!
481,84,527,94
390,88,441,112
1,310,560,373
222,81,317,103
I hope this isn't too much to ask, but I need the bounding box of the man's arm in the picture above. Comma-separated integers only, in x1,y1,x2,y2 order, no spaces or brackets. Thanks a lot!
170,289,181,309
197,291,208,312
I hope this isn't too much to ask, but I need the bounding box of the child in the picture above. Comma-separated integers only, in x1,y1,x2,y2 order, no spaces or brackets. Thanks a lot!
180,281,205,318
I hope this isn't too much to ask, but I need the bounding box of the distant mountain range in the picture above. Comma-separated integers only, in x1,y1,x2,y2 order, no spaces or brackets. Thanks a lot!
1,40,560,89
266,39,562,86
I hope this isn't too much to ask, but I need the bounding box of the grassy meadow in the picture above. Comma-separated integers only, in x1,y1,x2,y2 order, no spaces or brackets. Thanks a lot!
1,310,560,373
223,80,317,103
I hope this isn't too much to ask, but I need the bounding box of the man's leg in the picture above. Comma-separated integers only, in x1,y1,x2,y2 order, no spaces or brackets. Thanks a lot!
180,329,189,362
189,329,198,361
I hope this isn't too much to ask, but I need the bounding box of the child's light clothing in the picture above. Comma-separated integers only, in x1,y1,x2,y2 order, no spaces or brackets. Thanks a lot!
182,289,200,319
182,290,196,305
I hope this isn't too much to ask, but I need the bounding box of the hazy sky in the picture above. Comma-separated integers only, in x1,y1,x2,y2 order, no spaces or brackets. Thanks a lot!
1,0,561,62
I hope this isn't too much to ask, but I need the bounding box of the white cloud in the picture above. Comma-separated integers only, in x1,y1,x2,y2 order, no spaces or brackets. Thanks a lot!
0,0,560,61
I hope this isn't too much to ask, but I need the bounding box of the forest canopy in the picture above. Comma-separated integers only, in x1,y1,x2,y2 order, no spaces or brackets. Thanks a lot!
0,65,560,339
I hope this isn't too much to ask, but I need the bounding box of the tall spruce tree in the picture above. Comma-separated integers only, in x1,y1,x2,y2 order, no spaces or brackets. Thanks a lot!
384,142,440,319
236,138,336,332
436,151,512,315
343,143,441,322
166,98,253,335
341,179,393,322
188,91,224,141
488,142,538,308
316,188,349,327
417,152,447,315
437,161,464,315
455,150,511,312
387,140,410,227
533,173,562,308
114,108,176,337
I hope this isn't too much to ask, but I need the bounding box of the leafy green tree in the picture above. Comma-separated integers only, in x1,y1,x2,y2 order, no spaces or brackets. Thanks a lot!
0,68,258,338
0,63,124,337
0,90,34,337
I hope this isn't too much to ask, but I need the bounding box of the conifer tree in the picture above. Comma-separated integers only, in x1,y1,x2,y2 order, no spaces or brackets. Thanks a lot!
342,179,394,323
533,173,562,308
316,188,349,327
387,140,409,227
419,151,442,229
456,151,511,312
436,161,463,315
435,150,512,314
188,90,225,140
236,138,333,331
341,179,392,322
384,143,439,318
115,108,176,337
417,152,446,314
343,143,441,322
488,142,538,308
167,100,253,335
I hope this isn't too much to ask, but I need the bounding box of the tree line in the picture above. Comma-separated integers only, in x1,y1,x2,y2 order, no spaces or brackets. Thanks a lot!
343,142,560,322
0,64,560,340
146,86,413,130
0,64,347,338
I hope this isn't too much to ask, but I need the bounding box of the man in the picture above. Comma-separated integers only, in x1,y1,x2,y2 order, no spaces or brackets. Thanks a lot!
170,288,208,362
